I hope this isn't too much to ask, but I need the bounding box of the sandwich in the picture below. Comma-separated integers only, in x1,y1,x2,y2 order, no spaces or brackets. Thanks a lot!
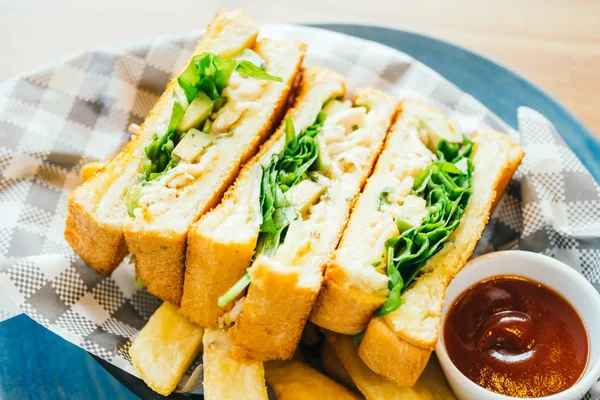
180,67,398,361
310,99,524,385
65,9,306,306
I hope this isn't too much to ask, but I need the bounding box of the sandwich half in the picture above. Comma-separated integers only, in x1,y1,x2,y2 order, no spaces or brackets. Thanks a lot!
310,99,524,386
65,9,306,306
180,68,398,361
65,9,262,277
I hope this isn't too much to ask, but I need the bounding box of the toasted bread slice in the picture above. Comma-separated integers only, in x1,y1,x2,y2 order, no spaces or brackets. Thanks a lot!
65,10,261,276
358,125,524,386
180,68,347,327
203,328,268,400
228,88,398,361
265,360,363,400
325,332,456,400
129,302,204,396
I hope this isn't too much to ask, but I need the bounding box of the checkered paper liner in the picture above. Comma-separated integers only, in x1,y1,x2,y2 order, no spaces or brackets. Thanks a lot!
1,23,599,395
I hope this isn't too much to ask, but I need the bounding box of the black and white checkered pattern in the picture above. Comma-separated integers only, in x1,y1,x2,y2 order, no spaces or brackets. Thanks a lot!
0,24,599,392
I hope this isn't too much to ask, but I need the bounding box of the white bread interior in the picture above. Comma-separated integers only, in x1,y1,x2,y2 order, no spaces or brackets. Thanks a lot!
65,10,260,276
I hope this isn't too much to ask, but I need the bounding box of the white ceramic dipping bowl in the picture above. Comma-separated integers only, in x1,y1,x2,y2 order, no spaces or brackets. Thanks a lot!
435,250,600,400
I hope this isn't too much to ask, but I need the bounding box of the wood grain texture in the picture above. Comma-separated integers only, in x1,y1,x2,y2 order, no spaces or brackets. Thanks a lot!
1,0,597,136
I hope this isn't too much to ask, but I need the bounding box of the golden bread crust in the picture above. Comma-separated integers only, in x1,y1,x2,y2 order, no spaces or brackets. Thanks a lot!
64,199,128,276
180,225,257,327
229,257,321,361
230,84,397,361
179,67,341,327
310,261,386,335
358,318,432,388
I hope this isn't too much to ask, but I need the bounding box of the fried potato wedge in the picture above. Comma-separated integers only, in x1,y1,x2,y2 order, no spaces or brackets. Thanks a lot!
129,302,203,395
321,342,358,391
326,333,455,400
203,328,268,400
265,360,363,400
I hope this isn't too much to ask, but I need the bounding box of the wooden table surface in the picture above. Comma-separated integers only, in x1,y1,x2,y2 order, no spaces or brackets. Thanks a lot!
2,0,598,136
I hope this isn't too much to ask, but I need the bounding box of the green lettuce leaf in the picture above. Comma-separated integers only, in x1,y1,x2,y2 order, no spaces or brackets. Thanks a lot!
177,52,280,104
376,135,474,316
236,60,282,82
220,110,328,308
254,113,326,257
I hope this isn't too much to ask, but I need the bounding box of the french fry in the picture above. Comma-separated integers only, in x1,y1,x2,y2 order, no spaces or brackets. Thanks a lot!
203,328,268,400
412,354,456,400
80,161,105,182
321,342,358,391
265,360,363,400
129,302,203,396
326,333,456,400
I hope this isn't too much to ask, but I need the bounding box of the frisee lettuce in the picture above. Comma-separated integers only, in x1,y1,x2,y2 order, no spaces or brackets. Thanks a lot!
376,136,474,316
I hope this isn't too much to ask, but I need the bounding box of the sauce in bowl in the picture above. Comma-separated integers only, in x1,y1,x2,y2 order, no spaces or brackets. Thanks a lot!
444,276,589,398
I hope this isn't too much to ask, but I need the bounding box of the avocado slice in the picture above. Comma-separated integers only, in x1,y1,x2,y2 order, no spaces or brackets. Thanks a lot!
177,91,214,132
322,99,351,117
172,128,212,162
313,134,331,173
419,117,463,151
284,179,326,215
202,118,213,134
233,49,266,69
